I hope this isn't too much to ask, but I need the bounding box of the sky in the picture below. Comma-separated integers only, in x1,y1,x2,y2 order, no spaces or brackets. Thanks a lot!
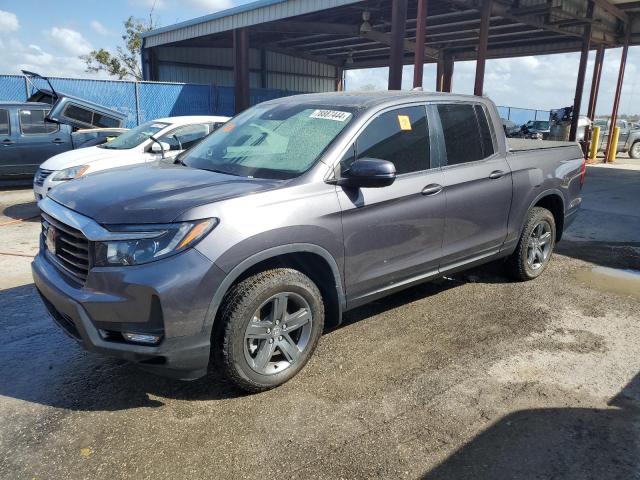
0,0,638,115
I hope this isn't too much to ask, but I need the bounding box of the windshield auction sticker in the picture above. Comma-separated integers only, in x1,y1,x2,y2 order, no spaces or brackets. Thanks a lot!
310,110,351,122
397,115,412,131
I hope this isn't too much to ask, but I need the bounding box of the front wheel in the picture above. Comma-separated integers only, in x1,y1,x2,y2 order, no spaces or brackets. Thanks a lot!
505,207,556,281
215,268,324,392
629,141,640,159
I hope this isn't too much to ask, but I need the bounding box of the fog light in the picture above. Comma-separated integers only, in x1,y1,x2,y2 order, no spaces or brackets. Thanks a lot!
122,332,162,345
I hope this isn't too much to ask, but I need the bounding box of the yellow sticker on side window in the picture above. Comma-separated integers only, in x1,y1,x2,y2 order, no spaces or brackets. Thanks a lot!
398,115,412,131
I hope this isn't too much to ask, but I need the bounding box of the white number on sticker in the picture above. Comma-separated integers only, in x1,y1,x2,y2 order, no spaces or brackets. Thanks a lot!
310,110,351,122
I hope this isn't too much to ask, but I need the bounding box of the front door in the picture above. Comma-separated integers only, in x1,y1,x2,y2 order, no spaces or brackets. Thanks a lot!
14,108,71,175
434,103,512,268
337,105,446,306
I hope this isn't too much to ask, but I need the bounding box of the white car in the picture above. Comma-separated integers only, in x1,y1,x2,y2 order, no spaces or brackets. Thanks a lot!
34,115,229,201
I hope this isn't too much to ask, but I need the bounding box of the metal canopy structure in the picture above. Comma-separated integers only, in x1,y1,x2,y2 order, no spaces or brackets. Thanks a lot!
142,0,640,145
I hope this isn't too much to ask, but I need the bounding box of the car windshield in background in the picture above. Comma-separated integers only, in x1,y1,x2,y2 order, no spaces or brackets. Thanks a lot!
99,121,169,150
530,121,549,130
181,104,356,179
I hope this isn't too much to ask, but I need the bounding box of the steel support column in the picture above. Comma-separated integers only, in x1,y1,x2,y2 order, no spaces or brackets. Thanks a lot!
569,1,594,141
233,28,250,113
474,0,492,96
436,54,445,92
587,46,605,121
388,0,408,90
413,0,428,88
605,27,631,161
443,54,454,92
335,67,344,91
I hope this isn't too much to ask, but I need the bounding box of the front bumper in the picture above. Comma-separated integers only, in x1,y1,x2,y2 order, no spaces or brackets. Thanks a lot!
32,247,226,380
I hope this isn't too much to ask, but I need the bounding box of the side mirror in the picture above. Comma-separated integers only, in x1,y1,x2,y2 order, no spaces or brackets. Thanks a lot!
339,158,396,189
151,141,170,153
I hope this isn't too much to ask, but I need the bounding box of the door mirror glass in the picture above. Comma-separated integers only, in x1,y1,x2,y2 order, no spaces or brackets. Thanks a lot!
151,141,170,153
340,158,396,188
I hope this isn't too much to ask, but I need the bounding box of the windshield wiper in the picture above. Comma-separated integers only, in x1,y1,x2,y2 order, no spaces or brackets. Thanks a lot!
202,167,240,176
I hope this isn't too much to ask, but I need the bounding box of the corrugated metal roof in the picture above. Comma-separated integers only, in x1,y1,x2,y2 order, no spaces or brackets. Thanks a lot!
142,0,366,48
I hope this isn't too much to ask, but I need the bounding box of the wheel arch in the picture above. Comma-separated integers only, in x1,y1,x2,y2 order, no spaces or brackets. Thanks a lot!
203,244,345,337
528,190,565,241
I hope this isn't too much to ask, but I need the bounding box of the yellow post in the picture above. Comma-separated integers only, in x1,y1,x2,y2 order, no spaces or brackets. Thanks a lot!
589,126,600,162
606,126,620,163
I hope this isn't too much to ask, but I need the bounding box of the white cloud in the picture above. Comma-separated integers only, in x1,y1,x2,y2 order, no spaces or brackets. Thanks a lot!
0,10,19,32
0,37,99,78
90,20,112,36
46,27,93,56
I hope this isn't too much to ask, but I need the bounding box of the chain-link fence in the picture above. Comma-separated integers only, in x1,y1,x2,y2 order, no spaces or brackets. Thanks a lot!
0,75,299,128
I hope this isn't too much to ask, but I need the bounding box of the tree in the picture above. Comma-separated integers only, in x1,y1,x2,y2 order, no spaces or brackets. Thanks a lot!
81,16,155,80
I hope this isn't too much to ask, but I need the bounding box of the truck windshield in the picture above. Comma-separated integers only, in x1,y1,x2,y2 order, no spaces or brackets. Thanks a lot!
181,103,356,179
99,121,169,150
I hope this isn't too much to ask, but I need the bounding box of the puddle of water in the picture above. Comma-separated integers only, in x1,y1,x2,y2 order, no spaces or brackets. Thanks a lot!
575,266,640,300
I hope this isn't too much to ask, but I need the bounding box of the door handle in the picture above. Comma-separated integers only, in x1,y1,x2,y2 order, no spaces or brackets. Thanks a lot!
52,138,66,144
489,170,505,179
421,184,443,196
2,139,14,146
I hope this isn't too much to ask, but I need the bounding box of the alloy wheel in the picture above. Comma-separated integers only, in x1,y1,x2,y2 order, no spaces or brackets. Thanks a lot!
243,292,313,375
526,220,553,270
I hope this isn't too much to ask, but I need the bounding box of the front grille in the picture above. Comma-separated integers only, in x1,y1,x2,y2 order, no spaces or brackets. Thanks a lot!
34,168,54,186
41,213,90,285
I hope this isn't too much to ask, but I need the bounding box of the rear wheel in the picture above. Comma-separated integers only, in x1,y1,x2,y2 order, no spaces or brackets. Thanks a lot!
505,207,556,281
629,141,640,159
215,268,324,392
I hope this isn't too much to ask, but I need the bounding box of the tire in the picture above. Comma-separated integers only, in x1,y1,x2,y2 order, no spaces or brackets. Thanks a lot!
215,268,324,392
629,141,640,159
505,207,556,281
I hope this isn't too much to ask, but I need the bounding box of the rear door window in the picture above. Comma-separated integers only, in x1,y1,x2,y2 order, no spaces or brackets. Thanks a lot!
437,103,493,166
475,105,495,158
347,105,430,175
0,109,9,135
19,109,59,135
61,103,120,129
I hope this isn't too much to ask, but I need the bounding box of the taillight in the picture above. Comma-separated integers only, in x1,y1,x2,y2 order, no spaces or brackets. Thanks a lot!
579,157,586,186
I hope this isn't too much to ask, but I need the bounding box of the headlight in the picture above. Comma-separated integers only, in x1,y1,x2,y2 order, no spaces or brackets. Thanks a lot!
52,165,90,181
94,218,217,266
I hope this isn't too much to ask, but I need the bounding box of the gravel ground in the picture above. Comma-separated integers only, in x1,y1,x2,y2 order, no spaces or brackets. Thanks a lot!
0,166,639,480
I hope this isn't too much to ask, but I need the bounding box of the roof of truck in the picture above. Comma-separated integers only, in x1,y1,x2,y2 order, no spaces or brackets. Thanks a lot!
0,101,52,108
262,90,488,109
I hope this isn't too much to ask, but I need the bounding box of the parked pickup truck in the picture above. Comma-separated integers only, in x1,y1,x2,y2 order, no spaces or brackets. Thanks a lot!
33,92,585,392
594,119,640,158
0,100,126,184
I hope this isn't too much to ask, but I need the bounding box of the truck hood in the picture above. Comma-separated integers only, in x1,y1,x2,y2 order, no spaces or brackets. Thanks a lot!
40,146,135,170
48,163,283,224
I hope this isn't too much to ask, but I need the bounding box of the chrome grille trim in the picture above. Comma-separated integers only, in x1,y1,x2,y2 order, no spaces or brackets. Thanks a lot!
34,168,54,186
41,212,90,285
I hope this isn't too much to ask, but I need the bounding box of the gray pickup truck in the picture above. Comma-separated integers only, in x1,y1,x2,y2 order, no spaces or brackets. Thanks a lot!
33,92,585,392
0,89,126,184
594,119,640,158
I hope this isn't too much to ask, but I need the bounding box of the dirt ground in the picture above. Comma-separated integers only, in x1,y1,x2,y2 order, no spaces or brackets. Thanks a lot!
0,165,639,480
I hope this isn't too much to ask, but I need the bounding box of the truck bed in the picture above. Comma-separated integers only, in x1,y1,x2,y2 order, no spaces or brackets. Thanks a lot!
507,138,577,152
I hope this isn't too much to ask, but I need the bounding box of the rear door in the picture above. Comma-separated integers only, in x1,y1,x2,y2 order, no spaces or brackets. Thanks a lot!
0,108,20,177
337,104,445,305
434,102,512,268
13,108,71,175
